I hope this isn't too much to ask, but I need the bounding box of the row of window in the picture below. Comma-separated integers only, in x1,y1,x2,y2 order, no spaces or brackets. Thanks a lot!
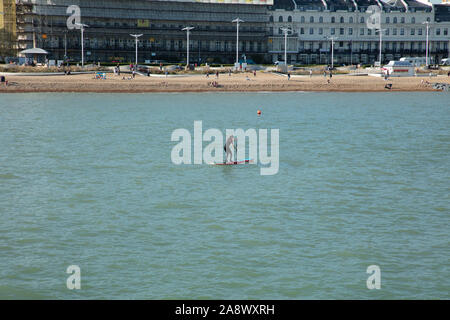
272,15,432,24
271,41,448,51
281,27,448,37
43,38,263,52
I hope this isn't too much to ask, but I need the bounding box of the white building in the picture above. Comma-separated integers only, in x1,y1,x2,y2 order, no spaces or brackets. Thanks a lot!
268,0,450,65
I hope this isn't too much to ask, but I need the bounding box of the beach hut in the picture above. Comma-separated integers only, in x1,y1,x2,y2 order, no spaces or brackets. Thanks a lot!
382,60,415,77
19,48,49,66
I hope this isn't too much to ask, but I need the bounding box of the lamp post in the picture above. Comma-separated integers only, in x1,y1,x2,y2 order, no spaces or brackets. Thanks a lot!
130,34,143,70
422,21,430,67
181,27,194,68
280,27,292,66
232,18,244,69
325,36,337,69
63,30,68,60
375,28,386,66
74,23,88,67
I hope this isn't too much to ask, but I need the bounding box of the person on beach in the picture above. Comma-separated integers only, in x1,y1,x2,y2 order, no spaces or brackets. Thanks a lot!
287,72,291,80
323,71,327,78
1,76,6,87
254,70,256,77
132,69,136,79
229,69,231,76
223,135,236,163
216,71,219,78
309,69,312,78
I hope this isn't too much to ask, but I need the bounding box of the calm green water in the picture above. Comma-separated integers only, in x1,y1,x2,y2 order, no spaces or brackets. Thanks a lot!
0,92,449,299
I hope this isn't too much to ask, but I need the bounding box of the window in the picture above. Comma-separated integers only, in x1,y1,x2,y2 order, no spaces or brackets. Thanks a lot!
349,17,353,24
310,16,314,23
269,16,273,22
319,17,323,23
444,29,448,36
360,28,364,35
411,28,415,35
319,28,323,35
331,28,335,35
216,41,220,51
340,17,344,23
310,28,314,35
393,28,397,35
418,28,422,35
436,28,440,36
279,16,283,22
400,28,404,35
401,17,405,24
360,17,364,23
386,17,390,24
411,17,415,24
300,27,304,35
288,16,292,23
301,16,305,23
368,29,372,36
340,28,344,35
349,28,353,35
393,17,397,24
331,17,335,23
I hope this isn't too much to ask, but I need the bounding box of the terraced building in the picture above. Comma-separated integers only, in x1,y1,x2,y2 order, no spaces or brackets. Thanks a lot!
268,0,450,65
5,0,450,65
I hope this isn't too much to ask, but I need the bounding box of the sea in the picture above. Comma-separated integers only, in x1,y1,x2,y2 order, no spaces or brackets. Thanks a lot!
0,92,448,299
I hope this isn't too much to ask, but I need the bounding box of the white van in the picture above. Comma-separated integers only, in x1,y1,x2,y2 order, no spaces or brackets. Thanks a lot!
400,57,434,67
441,58,450,66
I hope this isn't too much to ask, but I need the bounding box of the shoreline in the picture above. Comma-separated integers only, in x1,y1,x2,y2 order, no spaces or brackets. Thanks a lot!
1,73,449,93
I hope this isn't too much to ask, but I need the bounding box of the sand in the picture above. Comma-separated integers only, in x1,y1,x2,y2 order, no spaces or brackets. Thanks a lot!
1,72,449,93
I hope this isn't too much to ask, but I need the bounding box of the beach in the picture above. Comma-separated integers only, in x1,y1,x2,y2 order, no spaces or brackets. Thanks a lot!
1,72,449,93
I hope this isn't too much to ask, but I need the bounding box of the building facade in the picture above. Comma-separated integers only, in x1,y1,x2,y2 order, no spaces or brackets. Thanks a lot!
0,0,17,57
14,0,270,64
5,0,450,65
268,0,450,65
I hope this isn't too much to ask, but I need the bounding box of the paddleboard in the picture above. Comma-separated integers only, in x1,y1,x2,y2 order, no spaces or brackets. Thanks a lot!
212,159,253,166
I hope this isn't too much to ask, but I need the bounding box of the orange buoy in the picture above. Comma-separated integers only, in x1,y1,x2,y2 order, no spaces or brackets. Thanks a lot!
257,110,262,115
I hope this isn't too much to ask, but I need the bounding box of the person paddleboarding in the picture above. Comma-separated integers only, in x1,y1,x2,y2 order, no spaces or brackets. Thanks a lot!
224,135,237,164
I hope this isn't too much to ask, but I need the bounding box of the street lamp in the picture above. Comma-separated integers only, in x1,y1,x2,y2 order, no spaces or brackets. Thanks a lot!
232,18,244,69
181,27,194,68
130,34,143,70
325,36,337,69
63,30,68,60
375,28,386,66
422,21,430,67
280,27,292,66
74,23,88,67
